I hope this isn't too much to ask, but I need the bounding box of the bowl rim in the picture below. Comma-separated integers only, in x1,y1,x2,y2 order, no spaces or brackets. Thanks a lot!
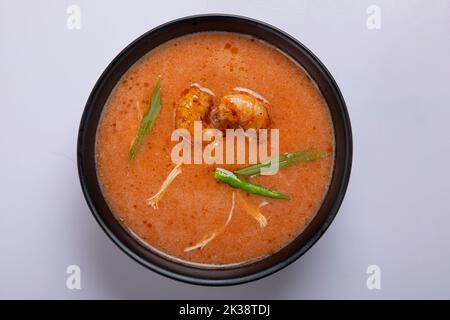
77,13,353,286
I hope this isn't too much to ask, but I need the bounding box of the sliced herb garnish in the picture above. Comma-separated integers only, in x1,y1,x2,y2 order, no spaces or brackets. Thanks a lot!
235,151,330,176
129,78,161,161
214,168,289,200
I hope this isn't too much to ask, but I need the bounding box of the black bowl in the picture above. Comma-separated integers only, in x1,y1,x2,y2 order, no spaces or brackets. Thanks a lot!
77,14,352,286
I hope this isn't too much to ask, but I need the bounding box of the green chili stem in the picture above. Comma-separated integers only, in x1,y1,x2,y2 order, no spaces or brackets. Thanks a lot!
214,168,289,200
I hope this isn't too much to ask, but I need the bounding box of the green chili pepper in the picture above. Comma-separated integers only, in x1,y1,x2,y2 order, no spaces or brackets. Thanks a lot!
235,151,330,176
129,78,161,161
214,168,289,200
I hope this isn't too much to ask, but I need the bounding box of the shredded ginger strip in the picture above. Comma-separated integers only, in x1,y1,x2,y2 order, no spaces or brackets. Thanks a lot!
184,192,236,252
236,193,269,228
147,162,183,209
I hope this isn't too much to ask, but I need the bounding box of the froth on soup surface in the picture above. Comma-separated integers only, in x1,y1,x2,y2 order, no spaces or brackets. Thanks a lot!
96,32,334,266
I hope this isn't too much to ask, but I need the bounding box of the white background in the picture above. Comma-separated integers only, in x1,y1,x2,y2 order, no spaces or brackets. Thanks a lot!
1,0,450,299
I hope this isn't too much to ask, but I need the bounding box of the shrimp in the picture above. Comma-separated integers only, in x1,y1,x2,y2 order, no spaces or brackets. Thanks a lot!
175,85,271,134
175,84,215,135
209,88,270,131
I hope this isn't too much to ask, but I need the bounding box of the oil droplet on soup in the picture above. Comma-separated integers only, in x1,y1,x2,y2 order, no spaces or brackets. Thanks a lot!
96,32,334,266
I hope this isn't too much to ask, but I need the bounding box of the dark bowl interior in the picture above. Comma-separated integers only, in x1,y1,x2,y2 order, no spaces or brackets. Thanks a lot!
77,14,352,286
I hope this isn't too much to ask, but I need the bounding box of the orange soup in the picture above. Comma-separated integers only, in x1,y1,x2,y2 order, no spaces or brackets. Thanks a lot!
96,32,334,266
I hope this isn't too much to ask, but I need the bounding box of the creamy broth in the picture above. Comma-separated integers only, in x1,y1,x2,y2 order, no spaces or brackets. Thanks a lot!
96,32,334,265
